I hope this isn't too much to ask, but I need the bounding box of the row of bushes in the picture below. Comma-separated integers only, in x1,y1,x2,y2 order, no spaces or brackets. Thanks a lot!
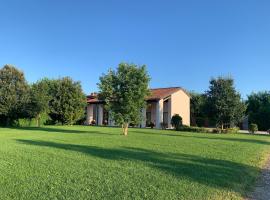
176,125,240,134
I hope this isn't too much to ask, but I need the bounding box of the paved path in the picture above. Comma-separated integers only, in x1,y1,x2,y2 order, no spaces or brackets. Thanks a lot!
246,156,270,200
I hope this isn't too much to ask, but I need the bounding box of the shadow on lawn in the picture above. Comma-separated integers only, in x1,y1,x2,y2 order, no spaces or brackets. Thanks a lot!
135,130,270,146
10,126,116,135
17,139,261,196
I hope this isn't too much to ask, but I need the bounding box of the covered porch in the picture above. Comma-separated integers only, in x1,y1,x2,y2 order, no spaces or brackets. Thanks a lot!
141,97,172,129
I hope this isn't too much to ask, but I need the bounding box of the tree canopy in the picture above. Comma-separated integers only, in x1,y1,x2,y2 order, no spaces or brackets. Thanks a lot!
98,63,150,135
247,91,270,131
0,65,29,125
206,77,246,129
0,65,86,126
48,77,86,125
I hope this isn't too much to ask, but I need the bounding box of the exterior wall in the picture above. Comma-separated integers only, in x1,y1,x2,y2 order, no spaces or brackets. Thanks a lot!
87,89,190,128
170,90,190,126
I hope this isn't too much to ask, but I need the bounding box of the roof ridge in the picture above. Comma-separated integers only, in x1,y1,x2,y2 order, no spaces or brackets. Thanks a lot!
150,87,181,90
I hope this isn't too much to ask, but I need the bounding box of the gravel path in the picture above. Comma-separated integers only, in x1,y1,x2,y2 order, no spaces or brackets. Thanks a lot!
246,155,270,200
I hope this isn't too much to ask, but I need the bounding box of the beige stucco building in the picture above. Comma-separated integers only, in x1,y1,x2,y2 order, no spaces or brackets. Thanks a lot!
86,87,190,129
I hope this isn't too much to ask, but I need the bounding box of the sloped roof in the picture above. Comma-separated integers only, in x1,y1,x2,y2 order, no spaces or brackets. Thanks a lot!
87,87,189,103
147,87,182,100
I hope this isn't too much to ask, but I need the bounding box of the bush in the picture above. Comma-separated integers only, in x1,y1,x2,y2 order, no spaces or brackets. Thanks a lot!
225,127,240,133
212,127,239,134
149,122,155,129
176,125,211,133
249,123,258,134
160,122,167,130
171,114,182,129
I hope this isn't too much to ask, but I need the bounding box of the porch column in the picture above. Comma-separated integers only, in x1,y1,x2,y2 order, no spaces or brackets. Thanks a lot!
155,100,163,129
98,104,103,125
168,98,172,128
86,104,94,125
141,108,146,128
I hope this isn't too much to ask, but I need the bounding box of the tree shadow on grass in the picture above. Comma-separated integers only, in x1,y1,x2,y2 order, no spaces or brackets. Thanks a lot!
135,130,270,146
17,139,261,197
10,126,116,135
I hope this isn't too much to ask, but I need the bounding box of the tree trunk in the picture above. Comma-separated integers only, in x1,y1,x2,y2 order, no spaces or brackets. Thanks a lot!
36,114,41,127
221,123,224,130
122,123,128,136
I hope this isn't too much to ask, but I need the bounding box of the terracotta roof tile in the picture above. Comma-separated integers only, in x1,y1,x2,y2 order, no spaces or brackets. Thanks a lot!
87,87,189,103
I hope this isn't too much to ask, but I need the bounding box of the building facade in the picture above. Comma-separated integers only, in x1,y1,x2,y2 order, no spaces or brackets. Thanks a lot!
86,87,190,129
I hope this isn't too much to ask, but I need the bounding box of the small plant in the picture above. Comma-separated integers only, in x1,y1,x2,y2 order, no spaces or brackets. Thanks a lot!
249,123,258,134
171,114,183,130
160,122,167,130
212,128,222,134
147,121,155,129
149,122,155,129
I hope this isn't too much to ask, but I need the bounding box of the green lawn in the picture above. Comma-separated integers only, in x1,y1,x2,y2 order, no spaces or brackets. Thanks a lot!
0,126,270,200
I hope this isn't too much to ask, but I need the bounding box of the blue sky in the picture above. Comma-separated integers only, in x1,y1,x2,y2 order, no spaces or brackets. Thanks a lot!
0,0,269,98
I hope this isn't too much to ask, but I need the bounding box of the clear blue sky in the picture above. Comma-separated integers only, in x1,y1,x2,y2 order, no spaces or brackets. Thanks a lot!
0,0,269,98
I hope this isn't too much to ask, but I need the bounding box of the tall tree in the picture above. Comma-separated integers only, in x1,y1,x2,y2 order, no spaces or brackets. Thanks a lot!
49,77,86,125
26,79,51,126
247,91,270,131
190,92,208,127
206,77,246,129
0,65,29,126
98,63,150,135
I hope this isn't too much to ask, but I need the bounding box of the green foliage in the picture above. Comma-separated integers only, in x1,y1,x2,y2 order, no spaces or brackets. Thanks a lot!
0,65,29,126
249,123,258,134
212,127,240,134
190,92,208,126
206,77,246,129
176,125,210,133
171,114,183,129
98,63,150,134
247,91,270,131
48,77,86,125
25,79,51,126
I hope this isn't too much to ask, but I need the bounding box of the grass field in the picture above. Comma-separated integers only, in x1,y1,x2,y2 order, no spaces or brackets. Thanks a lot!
0,126,270,200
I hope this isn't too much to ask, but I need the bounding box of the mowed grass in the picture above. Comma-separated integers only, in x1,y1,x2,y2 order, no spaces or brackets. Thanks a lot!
0,126,270,200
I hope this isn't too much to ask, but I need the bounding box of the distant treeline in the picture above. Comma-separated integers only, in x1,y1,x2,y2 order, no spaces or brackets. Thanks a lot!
0,65,86,126
190,79,270,131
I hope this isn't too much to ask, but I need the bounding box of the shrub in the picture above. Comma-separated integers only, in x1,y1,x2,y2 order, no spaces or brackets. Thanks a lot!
212,128,222,134
149,122,155,129
160,122,167,130
249,123,258,134
225,127,240,133
171,114,183,129
177,125,210,133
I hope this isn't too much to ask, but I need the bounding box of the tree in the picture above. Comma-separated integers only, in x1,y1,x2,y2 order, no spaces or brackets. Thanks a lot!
206,77,246,129
171,114,182,130
190,92,208,126
26,79,51,126
98,63,150,136
247,91,270,131
48,77,86,125
0,65,29,126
